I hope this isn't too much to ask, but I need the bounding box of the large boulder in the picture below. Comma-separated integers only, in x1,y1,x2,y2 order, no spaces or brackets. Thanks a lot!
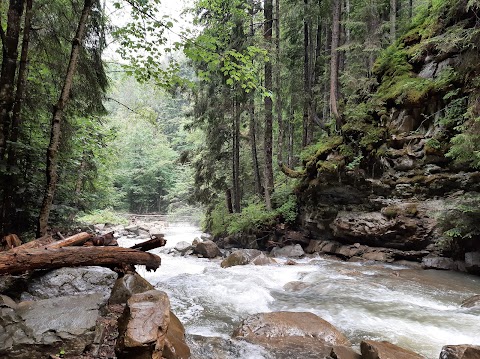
194,240,221,258
439,345,480,359
116,290,171,359
360,340,424,359
0,293,104,359
422,256,458,270
109,273,154,305
163,311,190,359
220,249,262,268
251,253,277,266
174,241,193,255
465,252,480,274
232,311,350,357
271,244,305,258
330,345,362,359
20,266,117,303
461,295,480,309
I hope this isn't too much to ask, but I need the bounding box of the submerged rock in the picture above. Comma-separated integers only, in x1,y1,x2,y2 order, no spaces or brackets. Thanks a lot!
233,311,350,357
360,340,424,359
221,249,262,268
461,294,480,309
439,344,480,359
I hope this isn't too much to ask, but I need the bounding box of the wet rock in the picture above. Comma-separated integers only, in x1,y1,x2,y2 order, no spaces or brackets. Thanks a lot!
109,273,154,305
283,281,310,292
439,344,480,359
0,294,17,309
125,224,139,235
116,290,170,359
187,334,270,359
233,311,350,356
322,241,342,254
221,249,262,268
330,345,362,359
174,241,192,254
163,311,190,359
252,253,277,265
461,295,480,309
194,240,221,258
271,244,305,258
20,266,117,303
360,340,424,359
362,250,393,262
465,252,480,275
149,226,165,238
422,256,457,270
305,239,327,254
0,293,104,359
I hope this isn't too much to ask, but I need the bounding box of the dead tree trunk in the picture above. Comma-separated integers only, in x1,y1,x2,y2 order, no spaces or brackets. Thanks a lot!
0,246,161,275
37,0,94,237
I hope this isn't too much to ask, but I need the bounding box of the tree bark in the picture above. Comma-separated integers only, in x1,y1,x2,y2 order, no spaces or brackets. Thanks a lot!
275,0,283,164
225,188,234,214
302,0,311,148
37,0,94,237
130,236,166,252
1,0,32,235
390,0,396,42
0,0,24,161
47,232,92,248
329,0,342,130
0,246,161,275
264,0,274,210
232,98,241,213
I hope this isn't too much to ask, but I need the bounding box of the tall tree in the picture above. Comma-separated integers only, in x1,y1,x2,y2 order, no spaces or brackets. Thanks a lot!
37,0,95,237
264,0,274,210
329,0,342,129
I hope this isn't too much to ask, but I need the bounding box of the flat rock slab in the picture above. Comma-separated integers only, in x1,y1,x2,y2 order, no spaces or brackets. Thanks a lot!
0,293,104,359
20,266,117,302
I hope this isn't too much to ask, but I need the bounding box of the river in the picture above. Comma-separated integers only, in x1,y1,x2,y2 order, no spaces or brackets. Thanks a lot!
120,223,480,359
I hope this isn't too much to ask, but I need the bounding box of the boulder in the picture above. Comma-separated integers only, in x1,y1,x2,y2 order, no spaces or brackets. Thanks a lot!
252,253,277,266
174,241,192,254
163,311,190,359
305,239,326,254
422,256,457,270
283,281,310,292
360,340,424,359
149,226,165,238
330,345,362,359
0,294,17,309
125,224,139,235
362,250,393,262
220,249,262,268
461,294,480,309
233,311,350,356
109,273,155,305
116,290,171,359
20,266,117,303
465,252,480,274
0,293,104,359
271,244,305,258
194,240,221,258
439,344,480,359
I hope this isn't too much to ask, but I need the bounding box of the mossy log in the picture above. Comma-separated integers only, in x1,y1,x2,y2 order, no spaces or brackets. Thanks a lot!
0,246,161,275
279,162,305,178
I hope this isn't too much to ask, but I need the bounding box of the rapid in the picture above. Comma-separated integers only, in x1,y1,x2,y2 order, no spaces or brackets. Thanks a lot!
119,223,480,358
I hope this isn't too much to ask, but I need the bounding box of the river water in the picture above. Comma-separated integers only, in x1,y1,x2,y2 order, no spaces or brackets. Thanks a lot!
120,224,480,359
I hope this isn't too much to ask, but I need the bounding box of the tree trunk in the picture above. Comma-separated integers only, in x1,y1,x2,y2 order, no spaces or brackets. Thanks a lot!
0,0,24,161
390,0,396,42
37,0,94,237
225,188,233,214
275,0,283,164
264,0,274,210
329,0,342,130
1,0,33,235
232,98,241,213
46,232,92,248
302,0,311,147
0,246,161,275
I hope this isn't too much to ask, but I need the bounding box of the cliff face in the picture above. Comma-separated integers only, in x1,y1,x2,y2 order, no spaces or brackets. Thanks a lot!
296,0,480,273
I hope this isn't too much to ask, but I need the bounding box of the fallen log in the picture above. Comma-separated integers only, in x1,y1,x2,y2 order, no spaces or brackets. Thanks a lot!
0,246,161,275
130,236,166,252
8,235,54,252
46,232,92,248
1,234,22,251
84,231,117,246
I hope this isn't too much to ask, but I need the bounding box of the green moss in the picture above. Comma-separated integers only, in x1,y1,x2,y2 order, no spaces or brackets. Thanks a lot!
301,136,343,163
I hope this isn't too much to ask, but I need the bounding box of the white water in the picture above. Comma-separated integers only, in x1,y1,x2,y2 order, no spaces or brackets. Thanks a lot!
119,224,480,359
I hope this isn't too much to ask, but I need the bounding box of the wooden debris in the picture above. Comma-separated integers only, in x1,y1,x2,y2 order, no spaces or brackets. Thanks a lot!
130,235,166,252
0,246,161,275
0,234,22,251
46,232,92,248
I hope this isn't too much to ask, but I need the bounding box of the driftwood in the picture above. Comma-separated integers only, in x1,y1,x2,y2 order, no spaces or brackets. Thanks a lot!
130,235,166,252
7,235,54,252
46,232,92,248
0,246,161,275
84,231,117,246
1,234,22,251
